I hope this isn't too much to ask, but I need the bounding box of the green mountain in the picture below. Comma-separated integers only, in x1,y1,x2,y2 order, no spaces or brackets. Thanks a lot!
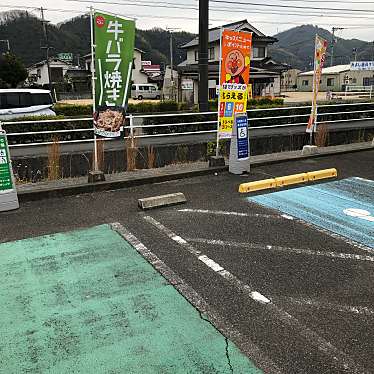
0,11,194,67
270,24,374,70
1,12,373,71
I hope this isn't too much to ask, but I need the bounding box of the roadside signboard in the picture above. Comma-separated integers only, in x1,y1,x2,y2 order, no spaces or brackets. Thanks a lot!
181,79,193,90
350,61,374,71
57,53,73,62
0,130,19,211
93,11,135,138
229,113,250,174
218,29,252,139
236,114,249,160
306,34,328,134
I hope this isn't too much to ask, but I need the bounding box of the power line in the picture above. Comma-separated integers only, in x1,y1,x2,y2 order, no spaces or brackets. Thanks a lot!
210,0,374,14
2,3,374,30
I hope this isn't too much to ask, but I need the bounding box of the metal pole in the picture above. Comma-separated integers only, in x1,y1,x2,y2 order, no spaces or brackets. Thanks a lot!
215,27,223,157
198,0,209,112
40,7,52,93
170,31,174,101
90,6,98,172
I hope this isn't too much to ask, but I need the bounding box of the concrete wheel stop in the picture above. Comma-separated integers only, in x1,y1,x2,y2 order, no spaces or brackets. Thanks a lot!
138,192,187,210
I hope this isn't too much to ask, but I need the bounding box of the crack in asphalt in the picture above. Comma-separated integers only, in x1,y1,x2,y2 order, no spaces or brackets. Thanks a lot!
198,311,234,373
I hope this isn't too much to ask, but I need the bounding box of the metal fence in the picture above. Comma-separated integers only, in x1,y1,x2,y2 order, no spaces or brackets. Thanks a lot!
2,101,374,149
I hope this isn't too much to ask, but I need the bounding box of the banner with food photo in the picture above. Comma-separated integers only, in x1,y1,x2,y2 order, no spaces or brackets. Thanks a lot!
218,29,252,139
93,11,135,137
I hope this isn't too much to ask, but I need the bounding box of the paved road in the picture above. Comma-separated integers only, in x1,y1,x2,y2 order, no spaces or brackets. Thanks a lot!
1,149,374,373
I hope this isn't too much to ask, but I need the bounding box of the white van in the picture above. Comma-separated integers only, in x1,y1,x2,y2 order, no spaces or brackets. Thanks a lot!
131,84,161,100
0,89,56,121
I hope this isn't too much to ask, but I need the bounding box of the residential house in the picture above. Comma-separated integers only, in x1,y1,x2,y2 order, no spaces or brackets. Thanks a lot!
27,58,72,86
281,68,301,91
178,20,285,103
297,64,374,92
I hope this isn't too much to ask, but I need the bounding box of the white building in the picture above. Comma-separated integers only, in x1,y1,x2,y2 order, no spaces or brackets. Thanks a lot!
297,64,374,92
27,58,72,86
83,48,149,85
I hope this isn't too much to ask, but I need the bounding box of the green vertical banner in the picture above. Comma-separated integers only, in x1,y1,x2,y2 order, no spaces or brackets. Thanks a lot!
93,12,135,137
0,133,13,192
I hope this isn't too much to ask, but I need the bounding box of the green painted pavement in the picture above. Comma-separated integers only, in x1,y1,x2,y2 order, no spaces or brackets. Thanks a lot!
0,225,262,374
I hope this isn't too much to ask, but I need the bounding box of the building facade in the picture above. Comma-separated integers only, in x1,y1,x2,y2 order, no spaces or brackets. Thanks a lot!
281,69,301,91
27,58,72,86
178,20,285,103
297,64,374,92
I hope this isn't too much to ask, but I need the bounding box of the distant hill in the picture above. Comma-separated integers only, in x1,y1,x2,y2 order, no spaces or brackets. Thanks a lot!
270,24,374,70
1,12,373,71
0,11,195,67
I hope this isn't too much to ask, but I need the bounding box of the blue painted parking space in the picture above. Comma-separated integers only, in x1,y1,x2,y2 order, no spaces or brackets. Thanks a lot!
248,177,374,249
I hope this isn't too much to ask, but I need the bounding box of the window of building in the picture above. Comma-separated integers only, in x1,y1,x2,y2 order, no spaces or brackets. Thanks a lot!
302,80,309,86
253,47,265,58
363,77,374,86
327,78,334,86
194,50,199,62
352,78,357,84
208,47,215,60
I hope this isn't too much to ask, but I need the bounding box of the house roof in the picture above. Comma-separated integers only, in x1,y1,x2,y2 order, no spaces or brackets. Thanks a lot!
28,58,71,70
299,64,350,76
181,20,277,49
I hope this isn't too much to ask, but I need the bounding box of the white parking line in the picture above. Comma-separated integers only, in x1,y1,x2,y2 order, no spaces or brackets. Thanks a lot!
111,222,283,374
279,296,374,317
186,238,374,263
178,208,284,219
143,215,369,373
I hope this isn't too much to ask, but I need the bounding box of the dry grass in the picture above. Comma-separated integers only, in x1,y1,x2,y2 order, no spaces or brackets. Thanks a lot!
47,137,60,180
146,146,156,169
315,123,329,147
125,134,138,171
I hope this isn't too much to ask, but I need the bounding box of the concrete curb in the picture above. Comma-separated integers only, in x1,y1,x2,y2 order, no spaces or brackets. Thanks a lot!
17,142,373,202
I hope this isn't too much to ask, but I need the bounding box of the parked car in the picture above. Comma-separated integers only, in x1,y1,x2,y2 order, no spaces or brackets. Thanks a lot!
0,89,56,121
131,84,161,100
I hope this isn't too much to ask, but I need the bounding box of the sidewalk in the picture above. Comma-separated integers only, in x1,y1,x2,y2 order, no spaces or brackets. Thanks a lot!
17,141,373,201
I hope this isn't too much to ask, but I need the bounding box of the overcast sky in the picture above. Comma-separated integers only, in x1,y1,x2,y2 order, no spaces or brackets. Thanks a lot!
2,0,374,41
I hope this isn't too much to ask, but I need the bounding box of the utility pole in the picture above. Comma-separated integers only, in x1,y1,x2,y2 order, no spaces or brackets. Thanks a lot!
352,48,358,62
198,0,208,111
330,27,345,67
166,27,180,101
0,40,10,53
40,7,53,92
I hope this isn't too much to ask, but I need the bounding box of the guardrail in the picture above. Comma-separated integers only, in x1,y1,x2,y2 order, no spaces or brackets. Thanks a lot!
2,101,374,148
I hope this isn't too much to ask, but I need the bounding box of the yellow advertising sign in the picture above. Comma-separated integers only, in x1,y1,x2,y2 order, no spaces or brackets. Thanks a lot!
219,83,248,137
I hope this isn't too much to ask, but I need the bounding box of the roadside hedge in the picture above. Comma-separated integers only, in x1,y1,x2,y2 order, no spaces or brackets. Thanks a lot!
3,99,374,145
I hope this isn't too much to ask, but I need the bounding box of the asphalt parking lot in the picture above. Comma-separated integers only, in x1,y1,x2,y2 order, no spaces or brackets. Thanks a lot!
1,149,373,373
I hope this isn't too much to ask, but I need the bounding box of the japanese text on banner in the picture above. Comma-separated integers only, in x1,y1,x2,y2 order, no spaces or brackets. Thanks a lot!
93,12,135,138
218,29,252,139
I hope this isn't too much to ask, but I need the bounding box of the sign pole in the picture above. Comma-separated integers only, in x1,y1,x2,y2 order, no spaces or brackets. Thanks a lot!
90,6,99,172
215,27,223,158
